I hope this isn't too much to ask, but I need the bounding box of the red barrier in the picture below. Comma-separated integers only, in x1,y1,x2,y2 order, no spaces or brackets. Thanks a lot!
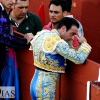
90,82,100,100
60,59,100,100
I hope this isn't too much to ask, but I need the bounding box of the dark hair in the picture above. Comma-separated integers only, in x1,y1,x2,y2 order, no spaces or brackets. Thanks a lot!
49,0,72,12
56,17,79,30
66,0,72,12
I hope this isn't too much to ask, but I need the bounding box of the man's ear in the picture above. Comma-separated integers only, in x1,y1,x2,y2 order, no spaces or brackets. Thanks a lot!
59,26,67,37
61,26,67,32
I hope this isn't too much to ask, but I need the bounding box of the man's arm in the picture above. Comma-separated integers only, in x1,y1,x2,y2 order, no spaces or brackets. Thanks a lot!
0,32,27,49
56,40,91,64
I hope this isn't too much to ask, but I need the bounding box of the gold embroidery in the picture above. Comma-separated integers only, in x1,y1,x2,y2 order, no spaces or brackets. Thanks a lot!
43,34,61,51
34,60,65,73
36,71,59,99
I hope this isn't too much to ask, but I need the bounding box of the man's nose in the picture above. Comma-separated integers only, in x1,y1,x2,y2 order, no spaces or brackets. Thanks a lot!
50,12,55,16
22,8,27,12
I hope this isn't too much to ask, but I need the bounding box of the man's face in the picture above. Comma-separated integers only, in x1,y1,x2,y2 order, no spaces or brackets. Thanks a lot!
49,4,65,24
61,25,78,42
11,0,29,19
1,0,15,8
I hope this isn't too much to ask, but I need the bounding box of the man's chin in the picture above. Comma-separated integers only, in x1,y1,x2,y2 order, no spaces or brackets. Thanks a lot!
52,21,59,25
17,17,24,19
18,16,25,19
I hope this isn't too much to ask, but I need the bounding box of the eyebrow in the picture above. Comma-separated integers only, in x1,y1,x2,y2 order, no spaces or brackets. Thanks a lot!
18,6,29,9
49,10,60,14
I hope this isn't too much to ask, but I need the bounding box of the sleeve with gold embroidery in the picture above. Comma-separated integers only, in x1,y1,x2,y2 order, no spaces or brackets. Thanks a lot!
55,40,92,64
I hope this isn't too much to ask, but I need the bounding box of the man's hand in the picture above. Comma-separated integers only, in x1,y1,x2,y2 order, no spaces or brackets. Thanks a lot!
75,35,87,44
24,33,34,44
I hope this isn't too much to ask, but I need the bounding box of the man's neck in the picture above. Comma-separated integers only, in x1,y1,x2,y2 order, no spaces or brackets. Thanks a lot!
52,21,60,29
52,23,58,29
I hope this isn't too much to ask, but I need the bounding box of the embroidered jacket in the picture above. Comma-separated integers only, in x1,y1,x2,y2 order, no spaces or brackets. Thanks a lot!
30,29,92,73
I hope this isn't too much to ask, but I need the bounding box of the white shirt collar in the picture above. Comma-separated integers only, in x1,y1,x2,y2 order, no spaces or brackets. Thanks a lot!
51,29,60,36
65,15,74,18
0,3,4,10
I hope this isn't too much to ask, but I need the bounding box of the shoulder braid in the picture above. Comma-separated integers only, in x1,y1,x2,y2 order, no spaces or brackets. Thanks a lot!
43,34,61,52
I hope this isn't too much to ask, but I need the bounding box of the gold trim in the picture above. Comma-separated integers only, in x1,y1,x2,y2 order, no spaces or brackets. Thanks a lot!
34,60,65,73
43,34,61,52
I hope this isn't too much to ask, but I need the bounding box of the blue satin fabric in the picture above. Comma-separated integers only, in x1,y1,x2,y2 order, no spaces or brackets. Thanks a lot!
1,48,20,100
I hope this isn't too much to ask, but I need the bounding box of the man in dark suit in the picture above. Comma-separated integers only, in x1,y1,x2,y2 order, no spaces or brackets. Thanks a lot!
0,0,33,85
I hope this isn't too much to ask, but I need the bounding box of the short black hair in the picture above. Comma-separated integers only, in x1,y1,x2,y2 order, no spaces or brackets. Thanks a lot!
56,17,79,30
49,0,72,12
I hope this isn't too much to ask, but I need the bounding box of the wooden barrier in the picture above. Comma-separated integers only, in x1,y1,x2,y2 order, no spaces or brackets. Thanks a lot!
90,82,100,100
60,59,100,100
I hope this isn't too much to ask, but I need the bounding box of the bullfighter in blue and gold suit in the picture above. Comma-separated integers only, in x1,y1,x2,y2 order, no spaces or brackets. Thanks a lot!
30,17,92,100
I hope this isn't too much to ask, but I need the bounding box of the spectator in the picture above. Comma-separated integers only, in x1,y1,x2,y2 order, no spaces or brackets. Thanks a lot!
8,0,43,35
